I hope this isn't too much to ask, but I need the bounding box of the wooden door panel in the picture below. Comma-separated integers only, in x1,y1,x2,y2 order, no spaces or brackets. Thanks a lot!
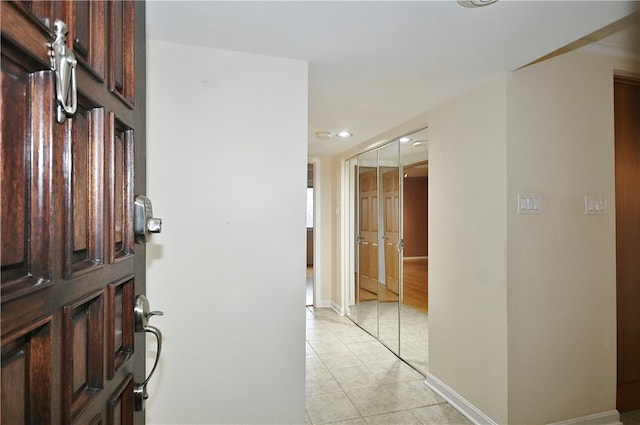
360,198,369,232
371,195,378,232
108,0,135,106
1,1,147,423
383,171,399,294
359,243,369,279
108,375,134,425
616,75,640,412
107,277,135,379
1,318,52,425
1,62,29,281
1,61,54,295
107,116,134,262
71,0,106,80
358,169,380,297
52,0,107,82
21,1,56,31
62,291,105,424
358,170,379,287
64,103,104,276
0,60,28,269
385,243,399,293
1,2,52,68
369,243,378,281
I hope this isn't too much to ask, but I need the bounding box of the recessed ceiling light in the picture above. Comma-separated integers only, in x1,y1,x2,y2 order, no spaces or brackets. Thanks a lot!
315,131,333,140
336,131,352,138
413,140,427,146
399,137,412,143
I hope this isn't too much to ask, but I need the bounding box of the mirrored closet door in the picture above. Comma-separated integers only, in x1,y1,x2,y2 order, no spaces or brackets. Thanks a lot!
346,127,429,375
377,140,400,355
356,149,379,338
399,129,429,375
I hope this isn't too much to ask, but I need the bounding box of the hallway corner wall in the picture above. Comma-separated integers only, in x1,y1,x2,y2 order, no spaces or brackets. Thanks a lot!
505,49,640,424
426,74,509,425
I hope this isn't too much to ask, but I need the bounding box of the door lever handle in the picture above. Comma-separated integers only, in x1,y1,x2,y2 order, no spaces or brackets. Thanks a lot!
134,295,163,332
148,310,164,320
133,295,164,411
134,325,162,411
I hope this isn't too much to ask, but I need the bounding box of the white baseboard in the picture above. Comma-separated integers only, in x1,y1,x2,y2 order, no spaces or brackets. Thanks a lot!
425,373,498,425
425,374,621,425
314,299,332,309
546,410,621,425
330,301,343,315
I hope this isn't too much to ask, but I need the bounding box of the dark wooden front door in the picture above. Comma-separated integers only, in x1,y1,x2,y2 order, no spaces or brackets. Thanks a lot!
615,74,640,413
1,1,148,424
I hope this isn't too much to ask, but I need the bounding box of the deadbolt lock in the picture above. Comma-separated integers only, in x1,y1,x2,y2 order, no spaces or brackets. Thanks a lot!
134,195,162,244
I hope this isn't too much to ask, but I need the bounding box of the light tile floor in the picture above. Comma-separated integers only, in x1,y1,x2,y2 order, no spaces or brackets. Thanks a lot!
305,307,472,425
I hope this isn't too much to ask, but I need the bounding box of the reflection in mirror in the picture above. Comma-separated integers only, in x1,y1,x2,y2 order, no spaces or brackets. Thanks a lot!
347,157,359,324
378,141,400,354
357,149,379,337
346,127,429,375
399,127,429,375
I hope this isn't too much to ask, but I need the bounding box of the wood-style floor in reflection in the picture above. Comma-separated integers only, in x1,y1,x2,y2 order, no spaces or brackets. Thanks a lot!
402,258,428,313
356,258,428,312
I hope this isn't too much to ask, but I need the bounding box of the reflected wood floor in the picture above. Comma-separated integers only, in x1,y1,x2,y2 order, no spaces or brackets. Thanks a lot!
355,258,428,312
403,258,428,313
358,276,399,303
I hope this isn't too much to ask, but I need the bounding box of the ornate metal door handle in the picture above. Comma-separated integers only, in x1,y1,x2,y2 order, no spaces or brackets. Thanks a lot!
133,295,164,412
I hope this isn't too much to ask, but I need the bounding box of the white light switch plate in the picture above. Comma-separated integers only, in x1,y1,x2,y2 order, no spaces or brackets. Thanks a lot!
517,192,541,215
584,195,607,215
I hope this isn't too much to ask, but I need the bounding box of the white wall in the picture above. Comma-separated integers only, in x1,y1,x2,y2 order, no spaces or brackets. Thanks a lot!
506,50,640,424
146,40,308,425
427,76,509,424
309,156,334,309
422,50,640,424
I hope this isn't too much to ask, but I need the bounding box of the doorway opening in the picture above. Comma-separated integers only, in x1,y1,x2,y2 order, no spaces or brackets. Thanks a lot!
307,163,314,306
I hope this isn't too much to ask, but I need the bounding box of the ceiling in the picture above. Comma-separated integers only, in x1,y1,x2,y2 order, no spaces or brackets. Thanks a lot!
146,1,640,158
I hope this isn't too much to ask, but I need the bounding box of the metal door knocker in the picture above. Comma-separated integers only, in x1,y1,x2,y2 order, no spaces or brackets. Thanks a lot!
50,19,77,123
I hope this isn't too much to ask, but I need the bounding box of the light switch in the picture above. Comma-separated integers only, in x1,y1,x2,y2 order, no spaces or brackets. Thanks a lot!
584,195,607,215
517,192,541,215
